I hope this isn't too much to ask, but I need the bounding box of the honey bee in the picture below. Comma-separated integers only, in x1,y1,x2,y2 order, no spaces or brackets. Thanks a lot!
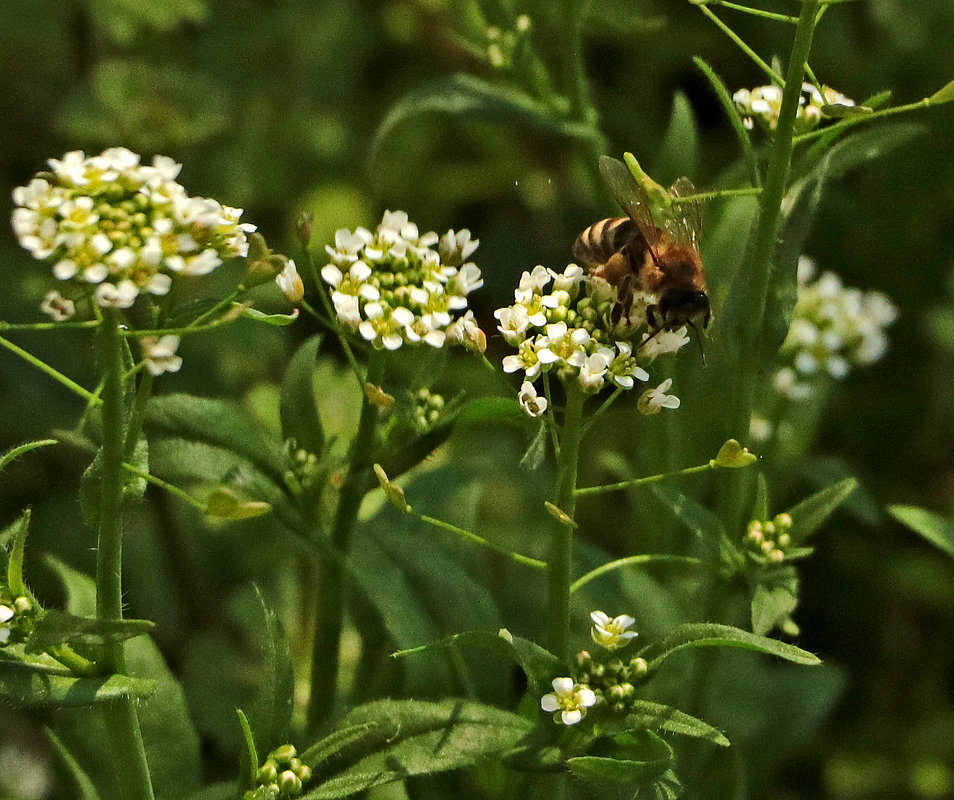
573,155,710,336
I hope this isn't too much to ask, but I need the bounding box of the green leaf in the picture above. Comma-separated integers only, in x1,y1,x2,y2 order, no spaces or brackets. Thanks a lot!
146,394,288,485
640,623,821,670
280,334,325,455
371,73,597,163
626,700,730,746
568,730,673,786
711,439,757,469
651,486,736,565
301,699,534,798
785,477,857,544
245,586,295,752
203,487,272,519
25,610,155,653
752,473,770,521
889,505,954,560
79,449,104,527
48,559,202,798
928,78,954,105
301,722,380,767
821,103,873,118
181,783,241,800
0,439,57,472
654,91,699,185
0,659,156,708
750,567,800,636
46,728,101,800
237,709,259,790
5,508,31,597
241,306,301,326
458,397,527,425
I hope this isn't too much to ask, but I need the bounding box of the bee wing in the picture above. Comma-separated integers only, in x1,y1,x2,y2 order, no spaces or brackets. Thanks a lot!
666,177,703,250
598,155,662,250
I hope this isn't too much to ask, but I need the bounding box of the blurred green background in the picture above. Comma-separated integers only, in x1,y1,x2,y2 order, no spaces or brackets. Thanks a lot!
1,0,953,798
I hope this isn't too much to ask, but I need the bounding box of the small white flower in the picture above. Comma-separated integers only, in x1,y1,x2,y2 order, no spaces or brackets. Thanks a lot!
590,610,638,649
142,335,183,375
494,305,531,345
39,290,75,321
276,260,304,303
577,351,609,392
540,678,597,726
637,378,680,415
95,280,139,309
639,328,690,361
0,604,13,645
518,381,548,418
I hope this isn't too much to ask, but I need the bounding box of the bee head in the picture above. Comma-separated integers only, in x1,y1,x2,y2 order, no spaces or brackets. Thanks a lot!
658,288,710,330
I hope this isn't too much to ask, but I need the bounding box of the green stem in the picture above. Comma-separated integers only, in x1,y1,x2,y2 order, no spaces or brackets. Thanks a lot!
730,1,820,443
307,349,385,732
412,509,547,571
547,386,586,661
575,461,716,497
95,310,155,800
570,555,704,594
697,5,784,86
708,0,799,23
792,96,934,145
671,187,763,204
0,334,99,404
0,320,98,332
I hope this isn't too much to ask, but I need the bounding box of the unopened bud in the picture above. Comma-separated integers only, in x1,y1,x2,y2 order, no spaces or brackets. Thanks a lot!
257,762,278,784
271,744,298,764
13,596,32,614
296,212,313,248
629,657,649,679
278,769,302,797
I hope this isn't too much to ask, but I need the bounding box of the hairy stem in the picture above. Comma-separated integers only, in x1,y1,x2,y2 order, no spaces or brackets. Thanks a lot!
95,309,155,800
307,349,385,732
547,386,586,661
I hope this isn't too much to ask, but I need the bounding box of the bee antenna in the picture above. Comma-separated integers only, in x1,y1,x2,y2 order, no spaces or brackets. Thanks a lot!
687,320,707,366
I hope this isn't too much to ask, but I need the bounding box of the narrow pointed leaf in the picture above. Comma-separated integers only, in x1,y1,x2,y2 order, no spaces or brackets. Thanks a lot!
6,508,31,597
46,728,102,800
626,700,730,746
280,334,325,455
567,754,671,786
301,699,534,799
0,659,156,708
654,91,699,183
0,439,57,471
641,623,820,669
785,477,857,544
820,103,873,118
889,505,954,560
241,306,300,326
25,610,155,653
371,74,598,163
928,78,954,105
246,586,294,752
237,709,259,790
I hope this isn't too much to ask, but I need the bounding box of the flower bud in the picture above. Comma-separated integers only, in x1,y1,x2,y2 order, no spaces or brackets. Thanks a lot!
628,657,649,679
257,762,278,784
278,769,302,797
271,744,298,764
13,596,32,614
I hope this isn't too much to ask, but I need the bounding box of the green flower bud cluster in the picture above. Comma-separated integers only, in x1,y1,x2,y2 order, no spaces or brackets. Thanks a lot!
411,388,445,430
244,744,312,800
744,513,794,566
0,593,36,647
283,441,322,494
11,147,254,311
485,15,531,70
574,649,651,717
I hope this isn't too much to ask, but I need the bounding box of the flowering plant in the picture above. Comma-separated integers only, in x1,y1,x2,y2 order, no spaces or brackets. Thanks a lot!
1,3,952,800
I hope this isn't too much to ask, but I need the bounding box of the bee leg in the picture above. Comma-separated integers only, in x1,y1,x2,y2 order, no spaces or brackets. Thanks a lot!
646,303,661,331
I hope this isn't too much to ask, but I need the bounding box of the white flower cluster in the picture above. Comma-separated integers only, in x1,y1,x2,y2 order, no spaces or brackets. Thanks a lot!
321,211,485,352
12,148,255,310
497,265,688,411
774,257,898,400
733,83,855,133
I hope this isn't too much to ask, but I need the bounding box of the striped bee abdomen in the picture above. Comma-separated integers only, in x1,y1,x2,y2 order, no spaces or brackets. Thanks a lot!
572,217,644,266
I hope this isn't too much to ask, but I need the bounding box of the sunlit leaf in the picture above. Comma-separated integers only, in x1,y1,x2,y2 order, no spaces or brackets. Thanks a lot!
25,611,154,653
785,477,857,544
640,623,821,669
0,659,156,708
889,505,954,560
300,699,534,798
